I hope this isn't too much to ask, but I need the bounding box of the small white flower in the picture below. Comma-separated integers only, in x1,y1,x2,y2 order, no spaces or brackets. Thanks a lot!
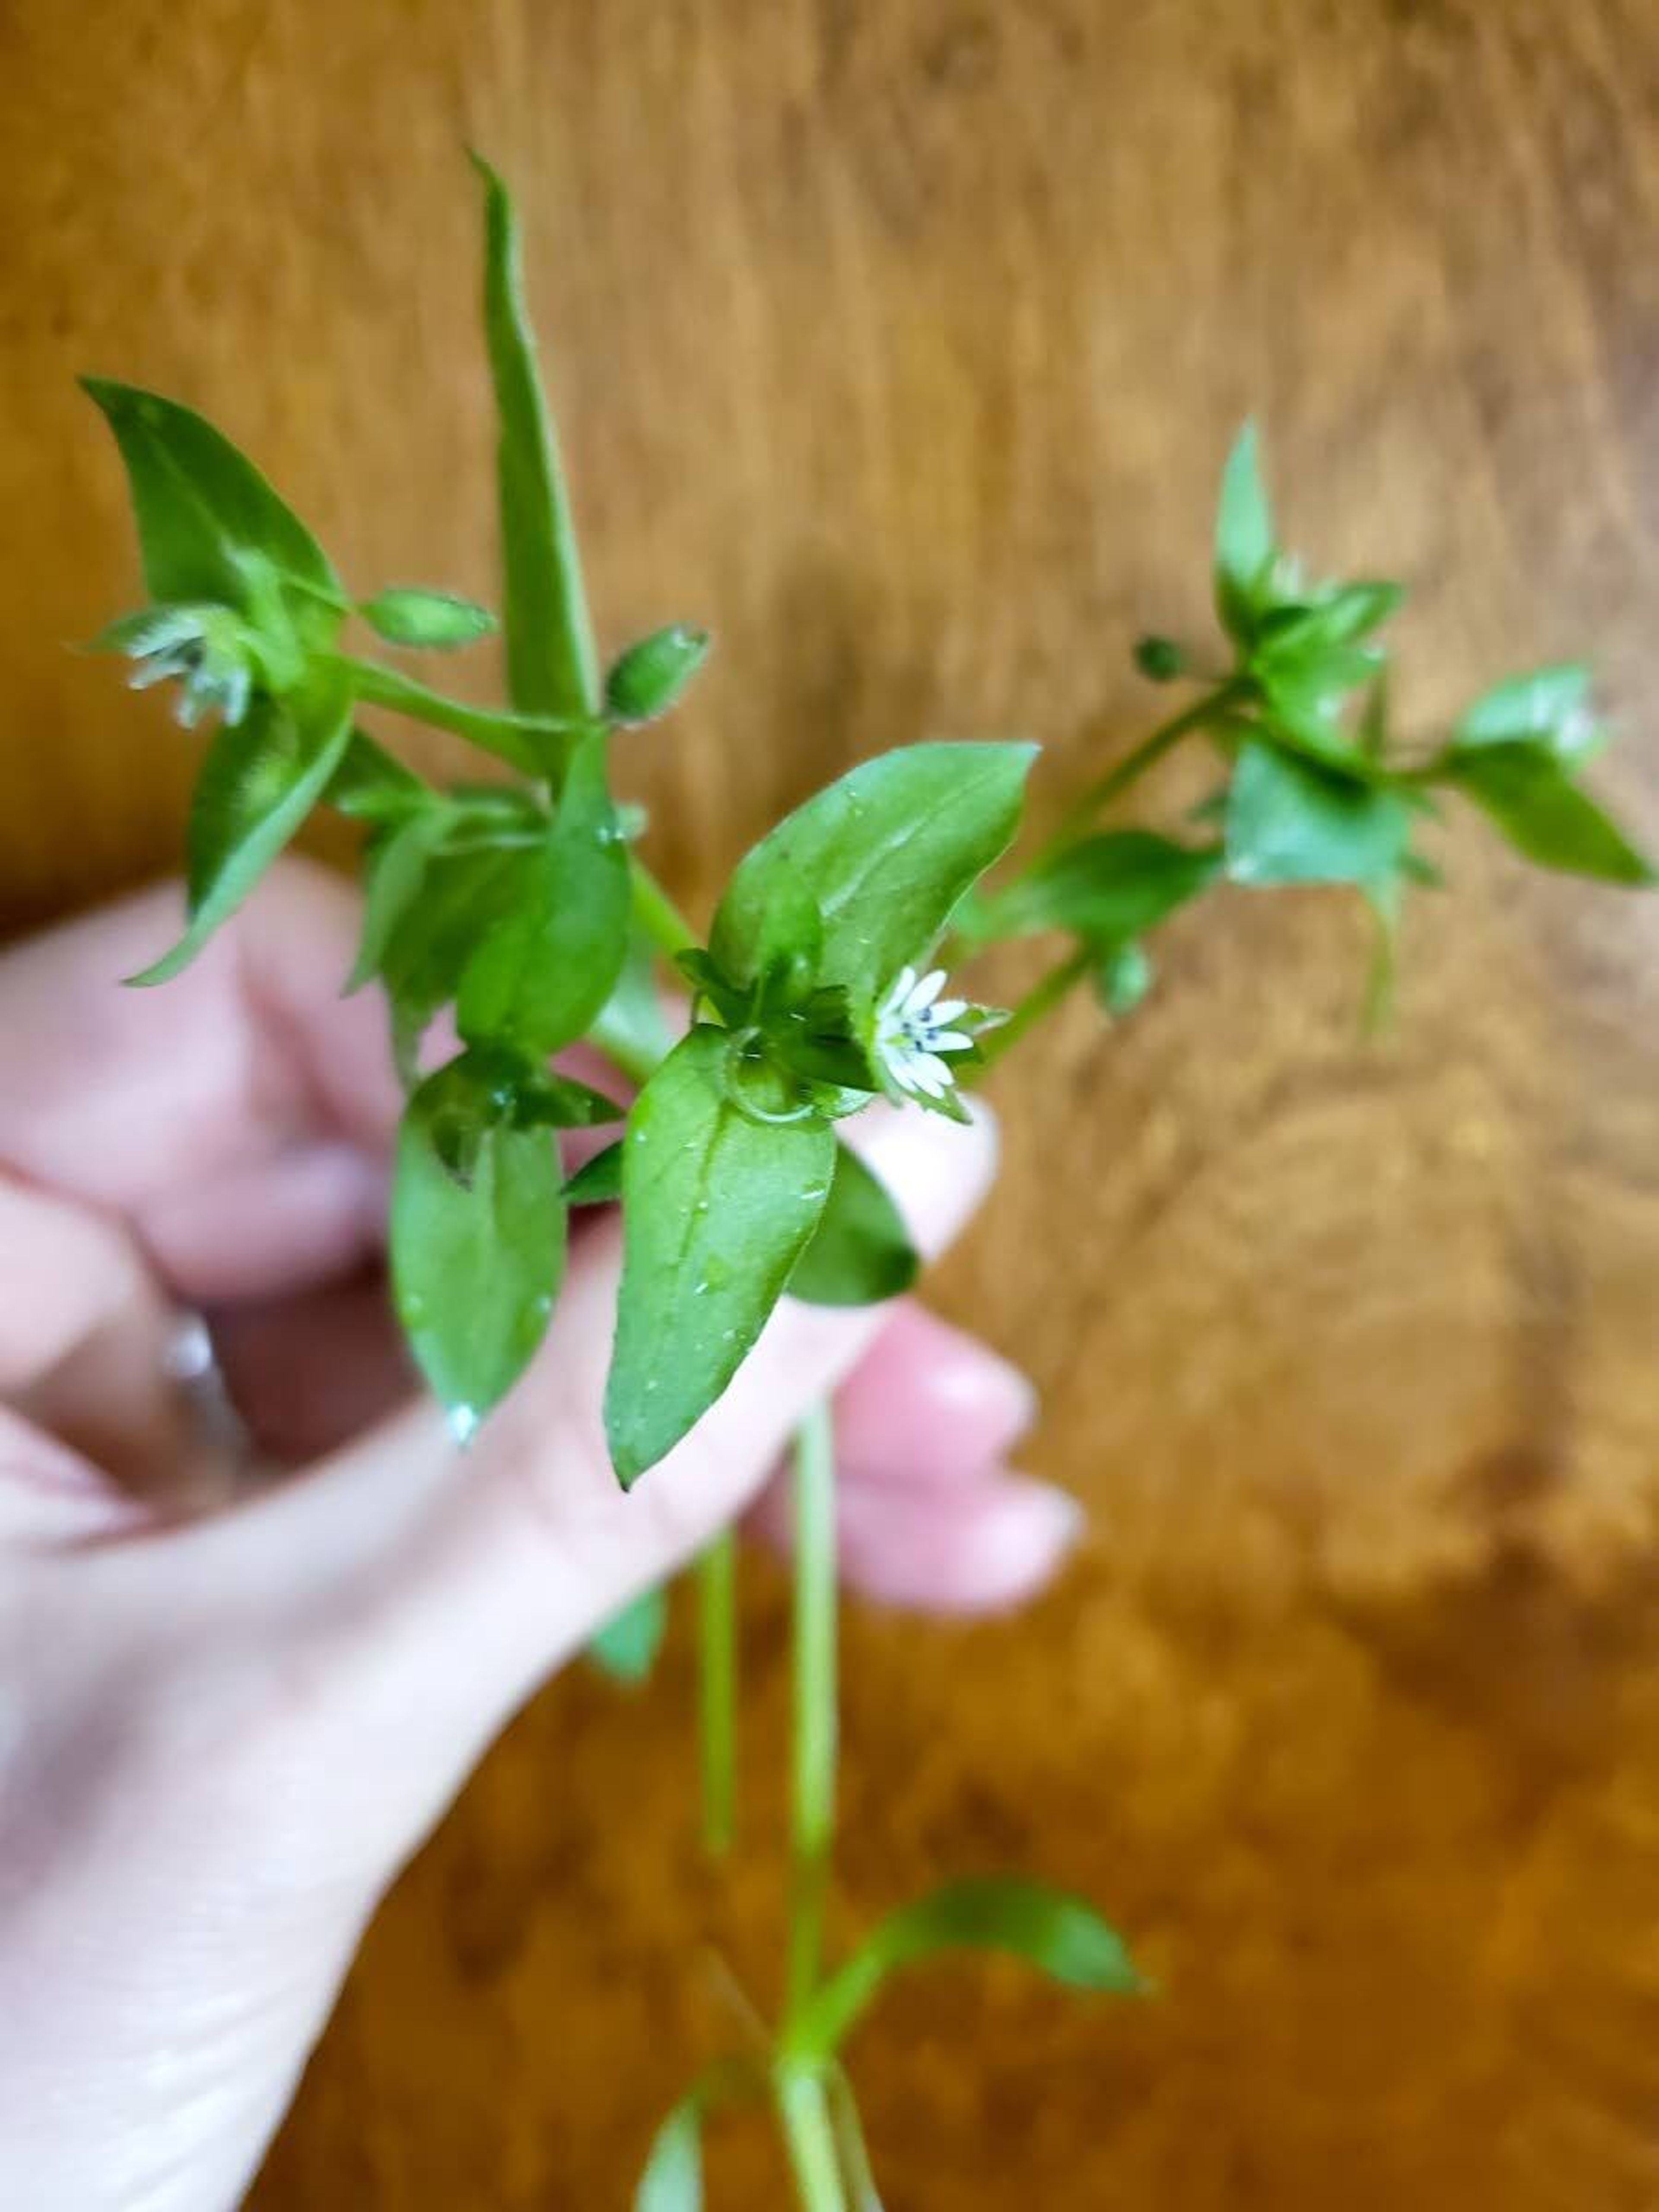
873,965,975,1100
108,605,256,729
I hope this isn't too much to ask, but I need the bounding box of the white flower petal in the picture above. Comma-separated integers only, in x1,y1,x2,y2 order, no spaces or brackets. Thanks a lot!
883,965,918,1017
929,998,969,1023
911,1053,954,1096
909,969,947,1012
929,1031,974,1053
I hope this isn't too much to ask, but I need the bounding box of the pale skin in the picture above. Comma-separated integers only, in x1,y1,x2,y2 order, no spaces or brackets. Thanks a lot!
0,859,1081,2211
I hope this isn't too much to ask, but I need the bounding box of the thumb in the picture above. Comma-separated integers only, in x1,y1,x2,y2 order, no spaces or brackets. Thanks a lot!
158,1100,998,1879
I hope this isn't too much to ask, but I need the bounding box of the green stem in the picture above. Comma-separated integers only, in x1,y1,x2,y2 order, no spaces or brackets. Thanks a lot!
629,855,699,956
332,652,598,774
787,1402,838,2018
1028,683,1240,870
776,2066,849,2212
974,947,1092,1069
697,1529,740,1855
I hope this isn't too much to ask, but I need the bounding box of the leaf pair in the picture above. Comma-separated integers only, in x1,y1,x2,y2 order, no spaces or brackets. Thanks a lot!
635,1876,1143,2209
604,741,1033,1483
1435,666,1653,886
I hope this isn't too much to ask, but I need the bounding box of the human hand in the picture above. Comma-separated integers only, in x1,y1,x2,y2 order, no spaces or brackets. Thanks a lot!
0,859,1080,2211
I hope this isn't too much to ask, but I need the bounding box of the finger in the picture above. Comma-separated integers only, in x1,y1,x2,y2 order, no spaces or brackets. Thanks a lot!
820,1466,1082,1614
830,1301,1039,1486
209,1273,412,1462
143,1102,998,1877
0,1174,204,1522
0,861,401,1305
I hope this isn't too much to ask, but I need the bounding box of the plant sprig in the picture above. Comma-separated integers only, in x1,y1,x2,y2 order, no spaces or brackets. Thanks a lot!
85,159,1653,2212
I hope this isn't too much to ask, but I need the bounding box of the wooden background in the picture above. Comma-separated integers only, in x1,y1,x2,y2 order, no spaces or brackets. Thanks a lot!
5,0,1659,2203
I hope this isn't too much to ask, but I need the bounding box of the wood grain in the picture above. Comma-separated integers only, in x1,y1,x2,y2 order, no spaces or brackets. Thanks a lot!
4,0,1659,2203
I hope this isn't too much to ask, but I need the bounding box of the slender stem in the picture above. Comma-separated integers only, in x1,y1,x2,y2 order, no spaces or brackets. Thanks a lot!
697,1530,739,1855
776,2066,849,2212
630,855,699,956
787,1402,838,2018
1027,682,1240,871
974,947,1092,1070
331,652,597,773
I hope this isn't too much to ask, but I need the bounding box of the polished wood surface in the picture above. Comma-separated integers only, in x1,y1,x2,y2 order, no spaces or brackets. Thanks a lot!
4,1,1659,2203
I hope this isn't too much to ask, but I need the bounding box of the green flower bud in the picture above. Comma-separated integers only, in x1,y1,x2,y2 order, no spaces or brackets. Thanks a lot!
605,624,711,723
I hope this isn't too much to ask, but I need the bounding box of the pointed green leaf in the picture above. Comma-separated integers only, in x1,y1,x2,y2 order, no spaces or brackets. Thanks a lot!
1445,742,1654,885
127,668,354,985
605,1026,835,1483
981,830,1222,946
711,742,1036,1007
1214,423,1274,642
378,844,534,1081
788,1144,918,1307
795,1876,1144,2059
83,378,340,622
588,1585,668,1686
1225,740,1413,888
1452,664,1595,759
471,153,599,754
635,2097,702,2212
564,1140,624,1205
347,809,448,992
390,1052,566,1426
360,587,496,650
457,730,631,1055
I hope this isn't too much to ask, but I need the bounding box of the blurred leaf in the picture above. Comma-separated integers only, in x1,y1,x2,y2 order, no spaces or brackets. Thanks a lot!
390,1050,566,1427
1445,743,1654,885
361,587,496,650
1225,740,1412,888
604,1027,835,1484
635,2097,702,2212
788,1144,918,1307
1453,664,1596,761
127,667,355,985
1094,939,1152,1016
588,1586,668,1686
1214,422,1274,643
981,829,1221,947
795,1876,1145,2058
